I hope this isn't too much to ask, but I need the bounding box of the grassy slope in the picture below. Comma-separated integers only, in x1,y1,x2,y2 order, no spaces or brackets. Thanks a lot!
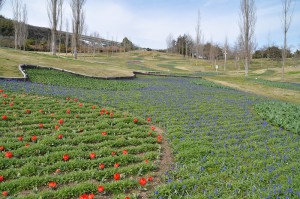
0,47,299,104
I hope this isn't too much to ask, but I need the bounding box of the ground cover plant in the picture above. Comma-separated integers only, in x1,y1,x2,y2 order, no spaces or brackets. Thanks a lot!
1,70,300,198
255,101,300,133
248,78,300,91
0,89,162,198
26,68,145,91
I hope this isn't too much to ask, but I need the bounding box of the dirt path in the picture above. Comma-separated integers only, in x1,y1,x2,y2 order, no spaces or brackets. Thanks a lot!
137,126,173,199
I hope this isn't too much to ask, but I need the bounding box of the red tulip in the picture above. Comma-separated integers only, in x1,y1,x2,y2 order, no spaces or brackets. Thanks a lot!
92,105,95,109
58,119,63,124
2,115,7,120
145,159,149,164
79,103,82,107
99,163,105,170
2,191,8,196
98,185,105,193
125,197,130,199
114,163,119,168
75,114,79,118
55,125,60,130
0,146,4,151
66,97,69,100
114,173,120,180
147,117,151,122
0,89,3,92
5,151,13,158
63,154,69,161
151,126,156,131
110,112,114,117
80,194,89,199
139,177,147,186
56,168,60,173
18,136,23,141
148,176,153,181
2,101,6,105
2,94,7,98
101,131,107,136
89,153,96,159
58,134,63,139
122,150,128,155
157,135,162,142
111,151,116,156
26,109,31,114
48,181,57,188
88,193,94,199
66,109,70,114
9,102,13,106
25,144,30,147
73,98,78,102
0,176,4,182
39,109,43,113
31,135,37,141
148,132,152,135
39,123,44,128
133,117,138,123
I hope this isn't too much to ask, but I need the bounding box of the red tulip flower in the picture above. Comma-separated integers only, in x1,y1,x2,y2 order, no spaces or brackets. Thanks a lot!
145,159,149,164
88,193,94,199
111,151,116,156
89,153,96,159
2,115,7,120
139,178,147,186
99,163,105,170
92,105,95,109
148,176,153,181
114,163,119,168
157,135,162,143
151,126,156,131
80,194,89,199
122,150,128,155
0,89,3,92
98,185,105,193
147,117,151,122
125,197,130,199
133,117,138,123
2,101,6,105
66,109,70,114
0,176,4,182
101,131,107,136
18,136,23,141
31,135,37,141
9,102,13,106
114,173,120,180
63,154,69,161
0,146,4,151
79,103,82,107
26,109,31,114
58,119,63,124
55,125,60,130
39,109,43,113
73,98,78,102
2,94,7,98
48,181,57,189
58,134,63,139
39,123,44,128
25,144,30,147
2,191,8,196
56,168,60,173
5,151,13,158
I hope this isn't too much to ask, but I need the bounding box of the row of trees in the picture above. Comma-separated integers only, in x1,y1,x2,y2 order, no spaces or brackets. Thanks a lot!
166,0,295,80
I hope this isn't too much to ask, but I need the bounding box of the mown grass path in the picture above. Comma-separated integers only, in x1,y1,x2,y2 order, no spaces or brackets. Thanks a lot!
1,74,300,198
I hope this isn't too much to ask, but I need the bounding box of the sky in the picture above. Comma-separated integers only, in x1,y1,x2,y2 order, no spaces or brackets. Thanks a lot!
1,0,299,50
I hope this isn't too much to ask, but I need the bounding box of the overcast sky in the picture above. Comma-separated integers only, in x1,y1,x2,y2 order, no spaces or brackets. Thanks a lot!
1,0,299,50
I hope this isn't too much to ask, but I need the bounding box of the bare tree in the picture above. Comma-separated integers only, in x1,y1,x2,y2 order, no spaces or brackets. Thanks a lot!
195,9,201,60
48,0,64,55
223,36,228,71
239,0,256,76
58,0,64,54
281,0,294,81
65,19,69,54
20,3,27,50
12,0,27,50
0,0,5,10
166,33,173,54
70,0,86,59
